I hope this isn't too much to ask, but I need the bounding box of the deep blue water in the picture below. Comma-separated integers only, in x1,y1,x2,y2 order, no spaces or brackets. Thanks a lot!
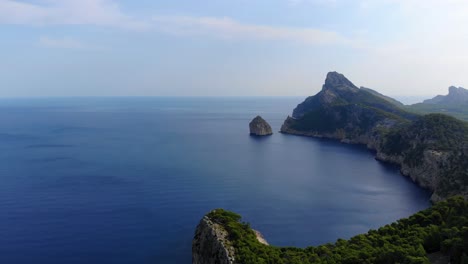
0,97,430,264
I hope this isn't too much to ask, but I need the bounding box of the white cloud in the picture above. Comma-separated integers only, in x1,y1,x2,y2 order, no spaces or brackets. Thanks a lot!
0,0,149,30
0,0,352,46
152,15,353,46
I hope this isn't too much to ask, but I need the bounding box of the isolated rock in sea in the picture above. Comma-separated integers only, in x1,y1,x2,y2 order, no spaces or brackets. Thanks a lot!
249,116,273,136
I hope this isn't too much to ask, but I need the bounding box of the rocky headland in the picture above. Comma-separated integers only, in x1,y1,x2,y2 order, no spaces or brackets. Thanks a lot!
249,115,273,136
193,198,468,264
280,72,468,202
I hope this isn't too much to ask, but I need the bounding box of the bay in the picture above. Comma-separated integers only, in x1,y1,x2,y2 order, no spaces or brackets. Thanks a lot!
0,97,430,264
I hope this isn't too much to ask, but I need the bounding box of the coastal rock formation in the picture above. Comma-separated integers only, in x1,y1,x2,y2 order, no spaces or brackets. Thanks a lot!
249,116,273,136
281,72,468,202
192,210,269,264
192,213,235,264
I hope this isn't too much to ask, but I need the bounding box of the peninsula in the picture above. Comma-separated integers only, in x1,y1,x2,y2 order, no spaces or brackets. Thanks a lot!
280,72,468,202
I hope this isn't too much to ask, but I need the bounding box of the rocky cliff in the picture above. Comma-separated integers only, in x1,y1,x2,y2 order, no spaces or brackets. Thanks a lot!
192,213,235,264
281,72,468,202
192,209,269,264
249,116,273,136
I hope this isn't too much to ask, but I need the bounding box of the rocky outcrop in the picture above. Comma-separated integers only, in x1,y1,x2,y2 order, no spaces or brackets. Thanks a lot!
192,211,269,264
192,215,235,264
254,230,269,245
249,116,273,136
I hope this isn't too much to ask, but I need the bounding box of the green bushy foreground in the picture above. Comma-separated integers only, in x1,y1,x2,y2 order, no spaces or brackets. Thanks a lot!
208,196,468,264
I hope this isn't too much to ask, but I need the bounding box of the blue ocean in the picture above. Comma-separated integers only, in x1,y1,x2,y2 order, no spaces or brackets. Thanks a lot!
0,97,430,264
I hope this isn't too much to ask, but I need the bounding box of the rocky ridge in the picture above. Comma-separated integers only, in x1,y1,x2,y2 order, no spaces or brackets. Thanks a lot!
423,86,468,105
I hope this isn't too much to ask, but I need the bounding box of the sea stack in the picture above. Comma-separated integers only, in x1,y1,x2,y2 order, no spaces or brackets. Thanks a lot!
249,116,273,136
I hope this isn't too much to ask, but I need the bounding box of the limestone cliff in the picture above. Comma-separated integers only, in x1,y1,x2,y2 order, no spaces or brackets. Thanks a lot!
192,210,269,264
281,72,468,202
249,116,273,136
192,214,235,264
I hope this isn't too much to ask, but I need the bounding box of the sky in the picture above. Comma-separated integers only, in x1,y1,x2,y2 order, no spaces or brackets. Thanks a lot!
0,0,467,97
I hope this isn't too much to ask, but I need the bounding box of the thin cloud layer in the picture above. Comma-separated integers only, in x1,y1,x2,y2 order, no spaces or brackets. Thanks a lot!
152,15,352,46
0,0,149,30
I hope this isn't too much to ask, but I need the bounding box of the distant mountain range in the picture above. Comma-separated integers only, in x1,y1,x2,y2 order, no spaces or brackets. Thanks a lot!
281,72,468,202
423,86,468,104
407,86,468,121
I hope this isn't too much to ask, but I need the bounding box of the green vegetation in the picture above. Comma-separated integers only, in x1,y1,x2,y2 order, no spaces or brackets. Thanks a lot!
380,114,468,196
289,101,410,139
360,87,405,107
406,103,468,122
288,88,415,139
207,196,468,264
381,114,468,154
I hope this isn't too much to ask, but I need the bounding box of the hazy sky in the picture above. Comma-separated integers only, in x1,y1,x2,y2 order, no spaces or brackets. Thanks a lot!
0,0,467,97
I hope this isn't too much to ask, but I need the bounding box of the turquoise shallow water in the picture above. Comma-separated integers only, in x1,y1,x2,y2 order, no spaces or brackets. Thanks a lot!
0,97,430,264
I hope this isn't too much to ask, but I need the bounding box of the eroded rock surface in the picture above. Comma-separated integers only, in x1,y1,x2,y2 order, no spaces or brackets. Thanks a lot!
249,116,273,136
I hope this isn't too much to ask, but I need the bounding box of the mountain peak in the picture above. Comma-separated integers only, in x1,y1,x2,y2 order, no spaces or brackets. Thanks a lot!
423,86,468,104
448,86,467,95
323,72,359,92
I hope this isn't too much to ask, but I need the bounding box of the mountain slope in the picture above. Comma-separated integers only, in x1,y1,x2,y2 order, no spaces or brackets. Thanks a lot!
360,86,404,107
282,72,415,148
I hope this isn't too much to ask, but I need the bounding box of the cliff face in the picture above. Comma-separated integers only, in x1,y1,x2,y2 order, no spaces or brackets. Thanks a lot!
192,210,269,264
376,149,451,202
192,215,235,264
281,72,468,202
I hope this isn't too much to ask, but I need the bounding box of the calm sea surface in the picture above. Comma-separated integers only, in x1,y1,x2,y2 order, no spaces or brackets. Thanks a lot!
0,97,430,264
